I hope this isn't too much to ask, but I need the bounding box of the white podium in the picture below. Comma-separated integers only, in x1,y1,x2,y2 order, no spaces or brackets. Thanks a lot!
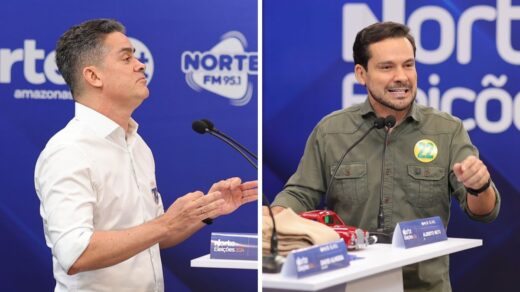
263,237,482,292
190,254,257,270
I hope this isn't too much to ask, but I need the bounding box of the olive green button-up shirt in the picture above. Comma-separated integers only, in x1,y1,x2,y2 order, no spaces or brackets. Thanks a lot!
272,99,500,291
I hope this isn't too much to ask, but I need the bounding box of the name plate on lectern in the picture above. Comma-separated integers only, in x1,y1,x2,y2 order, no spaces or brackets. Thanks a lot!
210,232,257,260
392,216,447,249
281,240,349,278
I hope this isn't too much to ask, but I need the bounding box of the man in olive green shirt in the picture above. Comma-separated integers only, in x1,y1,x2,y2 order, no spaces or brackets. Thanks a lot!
270,22,500,291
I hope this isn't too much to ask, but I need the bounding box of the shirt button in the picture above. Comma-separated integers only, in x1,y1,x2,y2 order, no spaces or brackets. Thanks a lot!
414,167,421,175
385,168,391,175
384,197,390,203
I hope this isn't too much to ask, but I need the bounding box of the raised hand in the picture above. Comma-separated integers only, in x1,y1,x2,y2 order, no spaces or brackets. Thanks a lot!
209,177,258,216
453,155,490,191
163,190,224,232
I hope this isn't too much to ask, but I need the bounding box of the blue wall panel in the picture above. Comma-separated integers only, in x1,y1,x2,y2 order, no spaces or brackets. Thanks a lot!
263,1,520,290
0,1,257,291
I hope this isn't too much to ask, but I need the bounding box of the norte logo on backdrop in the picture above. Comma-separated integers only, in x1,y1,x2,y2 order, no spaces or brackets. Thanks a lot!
181,31,258,106
0,37,153,100
342,0,520,134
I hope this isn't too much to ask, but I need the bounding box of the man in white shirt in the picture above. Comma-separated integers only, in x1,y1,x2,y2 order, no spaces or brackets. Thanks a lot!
34,19,257,292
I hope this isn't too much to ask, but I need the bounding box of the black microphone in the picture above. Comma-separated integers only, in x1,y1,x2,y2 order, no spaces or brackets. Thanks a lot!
192,120,208,134
376,115,396,243
191,119,278,272
191,120,257,169
324,117,386,207
384,115,396,128
262,194,283,274
201,119,258,160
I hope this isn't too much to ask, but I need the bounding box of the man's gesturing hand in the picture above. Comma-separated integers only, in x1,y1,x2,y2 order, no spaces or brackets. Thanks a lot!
209,177,258,217
453,155,490,191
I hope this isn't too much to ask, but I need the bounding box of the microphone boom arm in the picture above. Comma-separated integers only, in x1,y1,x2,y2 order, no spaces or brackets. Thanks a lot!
207,130,258,169
324,118,385,208
213,129,258,160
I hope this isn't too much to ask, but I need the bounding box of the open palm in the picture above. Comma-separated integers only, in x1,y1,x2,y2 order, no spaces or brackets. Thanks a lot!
209,177,257,216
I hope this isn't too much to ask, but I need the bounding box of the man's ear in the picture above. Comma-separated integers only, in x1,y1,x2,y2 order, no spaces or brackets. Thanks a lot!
354,64,367,86
82,66,103,88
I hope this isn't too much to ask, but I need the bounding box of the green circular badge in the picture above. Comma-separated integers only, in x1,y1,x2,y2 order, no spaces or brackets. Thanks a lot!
414,139,438,163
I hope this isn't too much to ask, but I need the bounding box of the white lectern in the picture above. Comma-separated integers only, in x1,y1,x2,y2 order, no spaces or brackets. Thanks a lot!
191,254,257,270
263,237,481,292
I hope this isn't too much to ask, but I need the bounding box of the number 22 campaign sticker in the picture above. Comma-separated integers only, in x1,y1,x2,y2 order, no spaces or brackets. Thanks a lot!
414,139,438,163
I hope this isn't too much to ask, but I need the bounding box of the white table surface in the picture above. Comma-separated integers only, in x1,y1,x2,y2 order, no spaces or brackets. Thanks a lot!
190,254,258,270
262,237,482,291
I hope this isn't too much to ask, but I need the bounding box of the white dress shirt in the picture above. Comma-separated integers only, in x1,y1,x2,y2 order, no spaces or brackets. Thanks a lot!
35,103,165,292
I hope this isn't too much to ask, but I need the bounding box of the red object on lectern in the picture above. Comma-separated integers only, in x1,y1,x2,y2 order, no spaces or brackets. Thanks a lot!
300,210,376,250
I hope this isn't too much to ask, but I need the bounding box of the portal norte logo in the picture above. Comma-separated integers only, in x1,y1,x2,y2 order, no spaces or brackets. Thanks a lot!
181,31,258,106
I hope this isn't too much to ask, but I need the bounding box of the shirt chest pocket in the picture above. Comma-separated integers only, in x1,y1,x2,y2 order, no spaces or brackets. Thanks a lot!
330,162,368,205
406,165,447,208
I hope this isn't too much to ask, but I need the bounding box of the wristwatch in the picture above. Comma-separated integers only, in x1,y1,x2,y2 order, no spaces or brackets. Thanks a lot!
202,218,213,225
466,179,491,196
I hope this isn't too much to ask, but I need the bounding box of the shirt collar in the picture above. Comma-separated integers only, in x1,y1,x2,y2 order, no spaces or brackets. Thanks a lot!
408,101,423,122
359,99,375,117
74,102,139,143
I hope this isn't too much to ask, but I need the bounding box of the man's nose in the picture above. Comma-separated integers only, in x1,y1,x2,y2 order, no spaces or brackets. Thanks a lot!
135,58,146,72
393,66,407,82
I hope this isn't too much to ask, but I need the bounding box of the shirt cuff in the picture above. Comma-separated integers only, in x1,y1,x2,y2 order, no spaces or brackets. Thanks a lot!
53,227,93,272
465,182,501,223
271,193,309,214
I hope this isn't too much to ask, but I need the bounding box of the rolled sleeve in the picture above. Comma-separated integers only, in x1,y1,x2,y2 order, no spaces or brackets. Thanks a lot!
35,144,97,271
53,228,93,271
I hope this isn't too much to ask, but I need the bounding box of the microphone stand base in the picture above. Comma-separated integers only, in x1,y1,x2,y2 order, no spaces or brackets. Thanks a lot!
262,254,283,274
374,229,393,244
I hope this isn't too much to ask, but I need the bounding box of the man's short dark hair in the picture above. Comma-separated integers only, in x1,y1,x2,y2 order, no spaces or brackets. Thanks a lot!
56,19,125,96
353,21,416,70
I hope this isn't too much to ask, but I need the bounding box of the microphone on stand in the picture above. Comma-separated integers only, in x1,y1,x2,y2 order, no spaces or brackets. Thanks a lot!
191,119,282,272
324,117,386,207
375,115,396,243
262,194,283,274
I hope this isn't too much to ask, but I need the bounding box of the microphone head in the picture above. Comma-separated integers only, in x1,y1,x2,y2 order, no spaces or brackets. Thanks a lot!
374,117,386,129
201,118,215,130
384,115,396,128
192,120,208,134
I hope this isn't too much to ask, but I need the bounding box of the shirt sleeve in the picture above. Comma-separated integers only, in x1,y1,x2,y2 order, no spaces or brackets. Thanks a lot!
272,124,326,213
449,120,501,223
35,144,96,272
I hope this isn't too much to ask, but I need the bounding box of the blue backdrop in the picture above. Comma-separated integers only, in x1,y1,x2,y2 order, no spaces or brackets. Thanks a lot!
263,0,519,290
0,1,257,291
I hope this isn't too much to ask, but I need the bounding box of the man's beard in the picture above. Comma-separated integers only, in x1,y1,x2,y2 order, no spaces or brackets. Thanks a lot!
368,87,416,112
